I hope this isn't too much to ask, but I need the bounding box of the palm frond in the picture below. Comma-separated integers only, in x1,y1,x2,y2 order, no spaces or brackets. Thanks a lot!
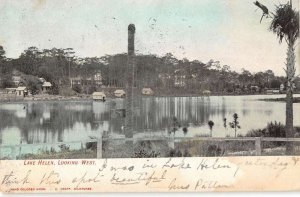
269,3,299,44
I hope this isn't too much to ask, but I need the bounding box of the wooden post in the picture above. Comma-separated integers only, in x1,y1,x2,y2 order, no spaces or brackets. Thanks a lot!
97,137,103,159
255,137,262,156
11,146,17,160
19,140,22,159
19,147,22,159
168,137,175,149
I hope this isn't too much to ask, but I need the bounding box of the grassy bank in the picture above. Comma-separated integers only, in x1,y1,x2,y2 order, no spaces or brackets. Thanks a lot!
9,139,300,160
18,149,96,160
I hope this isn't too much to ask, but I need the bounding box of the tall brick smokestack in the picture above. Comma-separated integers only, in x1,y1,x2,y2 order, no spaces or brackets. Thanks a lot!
125,24,135,138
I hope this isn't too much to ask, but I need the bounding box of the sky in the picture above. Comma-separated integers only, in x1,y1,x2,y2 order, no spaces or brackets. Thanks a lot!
0,0,299,76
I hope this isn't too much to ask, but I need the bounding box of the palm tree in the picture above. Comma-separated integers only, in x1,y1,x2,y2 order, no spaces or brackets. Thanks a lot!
255,1,299,154
208,120,214,137
182,127,188,136
223,118,227,129
229,113,241,138
125,24,136,139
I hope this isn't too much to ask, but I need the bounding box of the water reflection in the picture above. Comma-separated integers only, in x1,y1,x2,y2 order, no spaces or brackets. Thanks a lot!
0,94,300,145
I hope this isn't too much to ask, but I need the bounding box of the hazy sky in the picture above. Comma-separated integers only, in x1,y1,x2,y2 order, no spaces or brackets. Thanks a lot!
0,0,299,76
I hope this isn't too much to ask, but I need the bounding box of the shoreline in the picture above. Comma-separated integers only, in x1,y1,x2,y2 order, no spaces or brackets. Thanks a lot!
1,93,300,103
0,95,93,103
259,97,300,103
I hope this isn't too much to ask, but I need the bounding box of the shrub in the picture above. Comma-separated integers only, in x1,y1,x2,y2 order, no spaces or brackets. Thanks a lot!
72,85,82,93
246,129,267,137
267,121,285,137
168,148,189,157
48,82,59,95
132,141,160,158
206,145,224,157
86,141,97,151
245,121,286,147
246,121,285,138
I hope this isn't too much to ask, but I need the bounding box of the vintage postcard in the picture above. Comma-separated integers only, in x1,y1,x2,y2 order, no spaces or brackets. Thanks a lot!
0,0,300,194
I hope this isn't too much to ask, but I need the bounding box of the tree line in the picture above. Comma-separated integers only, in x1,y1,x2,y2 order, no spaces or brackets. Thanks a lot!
0,46,298,95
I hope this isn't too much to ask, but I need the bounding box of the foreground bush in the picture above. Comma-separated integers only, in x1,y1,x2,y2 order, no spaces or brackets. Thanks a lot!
246,121,285,137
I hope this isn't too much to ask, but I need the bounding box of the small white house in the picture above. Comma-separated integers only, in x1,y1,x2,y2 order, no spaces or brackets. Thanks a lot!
114,89,126,98
5,88,16,94
42,82,52,92
16,86,28,97
92,92,106,101
202,90,211,96
142,88,154,95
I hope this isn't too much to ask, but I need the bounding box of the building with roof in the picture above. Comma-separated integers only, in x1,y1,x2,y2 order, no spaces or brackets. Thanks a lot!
16,86,28,97
142,88,154,95
5,88,17,94
114,89,126,98
42,82,52,92
92,92,106,101
202,90,211,96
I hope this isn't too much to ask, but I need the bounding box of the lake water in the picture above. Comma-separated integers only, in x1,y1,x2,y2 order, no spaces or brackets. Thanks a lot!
0,94,300,145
